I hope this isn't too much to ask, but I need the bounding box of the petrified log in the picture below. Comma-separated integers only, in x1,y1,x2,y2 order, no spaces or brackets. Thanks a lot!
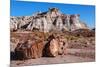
14,41,29,60
14,40,44,60
43,38,59,57
57,37,68,55
58,41,68,55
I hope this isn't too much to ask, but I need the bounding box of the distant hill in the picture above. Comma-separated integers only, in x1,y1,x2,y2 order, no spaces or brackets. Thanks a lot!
10,8,89,32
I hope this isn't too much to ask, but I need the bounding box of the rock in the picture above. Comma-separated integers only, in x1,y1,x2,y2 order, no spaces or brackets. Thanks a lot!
57,37,68,55
10,17,18,32
49,39,59,57
10,8,88,32
14,40,44,60
70,14,88,31
44,39,59,57
43,35,59,57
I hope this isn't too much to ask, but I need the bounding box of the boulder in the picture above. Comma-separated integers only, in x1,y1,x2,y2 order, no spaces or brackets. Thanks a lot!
43,39,59,57
58,37,68,55
43,35,59,57
14,40,44,60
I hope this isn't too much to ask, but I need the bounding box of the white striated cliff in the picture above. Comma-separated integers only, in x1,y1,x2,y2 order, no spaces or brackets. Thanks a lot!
10,8,88,32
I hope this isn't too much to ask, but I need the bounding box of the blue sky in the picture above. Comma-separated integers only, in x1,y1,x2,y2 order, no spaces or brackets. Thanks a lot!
10,0,95,28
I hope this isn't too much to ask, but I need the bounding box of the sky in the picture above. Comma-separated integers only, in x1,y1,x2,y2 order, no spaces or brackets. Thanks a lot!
10,0,95,28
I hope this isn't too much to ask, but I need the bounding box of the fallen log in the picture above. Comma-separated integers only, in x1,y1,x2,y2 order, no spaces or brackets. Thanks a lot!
58,41,68,55
43,35,59,57
14,40,44,60
57,36,68,55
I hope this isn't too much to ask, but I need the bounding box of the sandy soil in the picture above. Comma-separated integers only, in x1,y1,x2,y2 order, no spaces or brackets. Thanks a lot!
10,48,95,67
11,55,94,66
10,32,95,66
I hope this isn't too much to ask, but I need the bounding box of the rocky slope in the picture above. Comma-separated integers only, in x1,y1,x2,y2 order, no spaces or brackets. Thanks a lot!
10,8,88,32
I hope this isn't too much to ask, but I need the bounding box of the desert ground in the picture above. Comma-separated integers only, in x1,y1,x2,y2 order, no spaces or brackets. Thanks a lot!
10,31,95,66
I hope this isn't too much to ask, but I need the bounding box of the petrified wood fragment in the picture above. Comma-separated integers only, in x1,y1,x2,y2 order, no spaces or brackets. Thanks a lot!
14,40,44,60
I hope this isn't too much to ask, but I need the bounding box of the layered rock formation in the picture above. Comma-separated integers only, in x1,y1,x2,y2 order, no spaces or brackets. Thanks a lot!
10,8,88,32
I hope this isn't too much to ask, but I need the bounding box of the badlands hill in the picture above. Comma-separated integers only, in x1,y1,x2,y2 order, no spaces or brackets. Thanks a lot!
10,8,89,32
